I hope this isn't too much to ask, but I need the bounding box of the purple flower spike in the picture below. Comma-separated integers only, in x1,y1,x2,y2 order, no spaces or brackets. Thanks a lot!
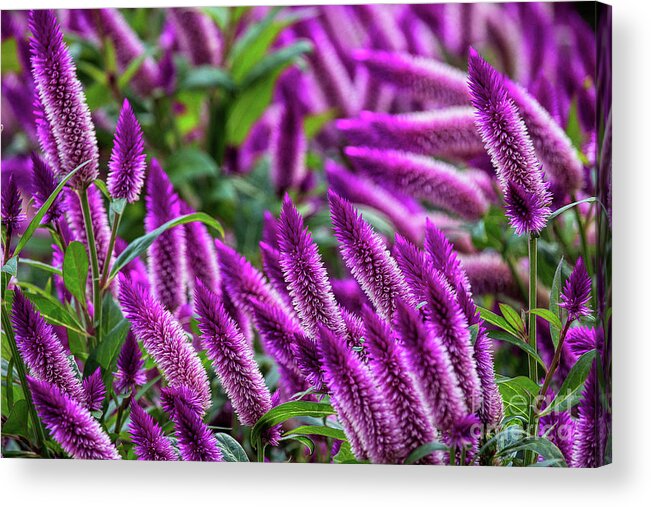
145,158,187,312
169,8,222,66
362,308,439,463
467,48,551,235
559,257,592,321
82,368,106,412
352,49,468,105
33,96,61,174
393,298,467,431
329,191,409,319
270,98,307,196
394,236,482,414
114,331,146,394
423,221,469,292
277,195,347,338
194,281,279,443
29,9,99,188
259,242,293,307
161,386,223,462
28,377,120,460
345,147,488,220
107,99,146,203
31,153,63,224
181,201,221,294
1,176,25,230
11,288,85,403
118,276,211,409
318,325,399,464
128,402,178,461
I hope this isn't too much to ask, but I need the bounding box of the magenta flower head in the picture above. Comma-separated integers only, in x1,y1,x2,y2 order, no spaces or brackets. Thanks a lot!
318,325,399,464
329,191,409,319
467,47,551,235
168,8,222,66
145,158,187,312
180,201,221,294
277,194,346,338
194,281,279,444
11,288,85,403
270,97,307,196
82,368,106,412
259,242,293,307
28,377,120,460
114,331,146,394
107,99,146,203
29,9,99,188
1,176,25,230
559,257,592,321
118,276,211,409
30,153,64,224
128,402,178,461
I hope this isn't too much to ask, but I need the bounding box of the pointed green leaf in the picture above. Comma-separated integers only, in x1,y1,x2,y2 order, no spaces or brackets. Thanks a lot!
479,306,520,337
404,441,449,464
541,349,596,416
488,330,547,371
530,308,563,331
215,433,249,462
63,241,89,305
499,303,525,334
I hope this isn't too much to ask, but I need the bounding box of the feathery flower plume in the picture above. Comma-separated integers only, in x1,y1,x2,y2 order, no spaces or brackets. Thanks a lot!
277,194,347,337
345,147,488,220
118,276,211,409
539,407,575,464
262,210,280,248
423,222,469,292
1,176,24,230
446,413,481,464
362,308,439,463
270,95,307,196
394,235,482,413
355,4,408,51
114,237,150,292
291,328,325,391
128,402,178,461
168,8,222,66
31,153,64,224
194,281,279,443
318,325,399,464
33,96,61,174
352,49,468,105
11,288,85,403
114,331,146,394
107,99,146,203
161,386,223,461
467,48,551,234
145,158,187,312
337,108,484,160
329,191,409,319
82,368,106,412
180,201,220,294
28,377,120,459
29,9,99,188
259,242,293,307
393,298,467,431
559,257,592,321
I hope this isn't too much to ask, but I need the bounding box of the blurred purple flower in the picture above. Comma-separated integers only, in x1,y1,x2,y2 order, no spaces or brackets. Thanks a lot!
1,176,24,230
180,201,221,295
169,8,222,66
31,153,63,224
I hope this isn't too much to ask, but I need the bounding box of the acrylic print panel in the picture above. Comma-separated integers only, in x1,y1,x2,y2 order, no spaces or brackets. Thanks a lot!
0,2,611,466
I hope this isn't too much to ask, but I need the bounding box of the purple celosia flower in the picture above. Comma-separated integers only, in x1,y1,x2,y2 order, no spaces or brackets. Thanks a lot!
270,94,307,196
128,402,178,461
168,8,222,66
11,288,85,403
392,298,467,431
559,257,592,321
337,108,484,160
33,96,61,174
82,368,106,412
29,9,99,188
539,406,575,465
145,158,187,312
180,201,221,294
362,308,439,464
118,276,211,409
114,331,146,394
160,386,223,462
459,252,521,299
354,4,408,51
259,242,293,307
467,48,551,235
194,281,279,443
394,235,482,414
446,413,481,464
107,99,146,203
352,49,468,105
277,195,347,338
345,147,488,220
290,328,325,391
31,152,64,224
318,325,399,464
28,377,120,459
114,237,150,292
329,191,409,319
1,176,25,230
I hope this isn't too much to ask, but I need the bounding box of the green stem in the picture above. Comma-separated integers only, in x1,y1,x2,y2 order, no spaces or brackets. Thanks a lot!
2,304,49,457
99,212,121,291
257,443,265,463
526,234,539,466
572,194,591,274
78,189,102,346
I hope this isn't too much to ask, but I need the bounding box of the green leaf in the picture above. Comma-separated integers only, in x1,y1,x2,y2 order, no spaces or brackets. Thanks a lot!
282,425,347,441
489,330,547,371
18,258,63,277
499,303,525,334
304,109,337,139
63,241,89,305
2,256,18,276
530,308,563,331
541,349,596,416
549,197,597,220
165,148,219,184
250,401,336,448
179,66,236,92
11,163,88,259
109,212,223,280
215,433,249,462
478,306,519,337
529,458,566,467
497,376,539,420
1,38,21,74
333,441,363,464
497,436,567,467
19,288,87,335
240,40,312,89
565,98,583,150
404,441,449,464
3,399,32,440
117,53,148,90
549,258,564,349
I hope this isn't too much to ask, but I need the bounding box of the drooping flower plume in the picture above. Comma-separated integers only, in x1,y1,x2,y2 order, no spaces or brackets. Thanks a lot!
559,257,592,321
31,152,64,224
114,331,146,394
82,368,106,412
128,402,178,461
1,176,24,230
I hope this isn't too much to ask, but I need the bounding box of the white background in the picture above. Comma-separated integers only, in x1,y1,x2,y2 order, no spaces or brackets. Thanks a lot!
2,0,650,505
